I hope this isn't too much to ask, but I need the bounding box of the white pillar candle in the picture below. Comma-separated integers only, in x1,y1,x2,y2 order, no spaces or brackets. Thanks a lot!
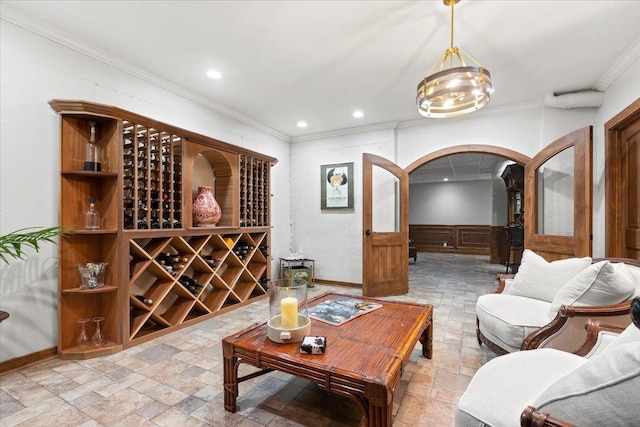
280,297,298,329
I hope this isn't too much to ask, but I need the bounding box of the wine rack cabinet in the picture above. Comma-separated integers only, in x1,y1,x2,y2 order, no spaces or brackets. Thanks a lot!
51,100,276,359
122,121,183,230
240,155,270,227
127,231,268,343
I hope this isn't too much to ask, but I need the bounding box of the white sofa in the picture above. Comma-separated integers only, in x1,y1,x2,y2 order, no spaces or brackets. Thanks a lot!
476,250,640,354
456,298,640,427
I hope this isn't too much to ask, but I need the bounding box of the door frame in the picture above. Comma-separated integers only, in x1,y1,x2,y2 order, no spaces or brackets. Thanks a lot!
405,145,531,174
605,97,640,258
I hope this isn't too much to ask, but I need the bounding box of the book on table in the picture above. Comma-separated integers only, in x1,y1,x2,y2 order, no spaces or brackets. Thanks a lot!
308,297,382,326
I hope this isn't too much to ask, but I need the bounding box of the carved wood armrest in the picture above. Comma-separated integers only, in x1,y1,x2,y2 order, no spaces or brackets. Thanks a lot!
494,273,515,294
573,320,626,356
521,300,632,351
521,406,575,427
557,300,632,318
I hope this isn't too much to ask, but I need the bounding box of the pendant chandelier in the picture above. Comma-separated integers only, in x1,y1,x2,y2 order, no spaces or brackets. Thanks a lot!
416,0,492,118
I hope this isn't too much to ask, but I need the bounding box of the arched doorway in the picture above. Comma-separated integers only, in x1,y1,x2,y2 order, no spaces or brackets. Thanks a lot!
405,144,531,266
405,145,530,173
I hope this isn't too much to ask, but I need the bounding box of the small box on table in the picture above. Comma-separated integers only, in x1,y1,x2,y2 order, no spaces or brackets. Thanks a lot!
300,336,326,354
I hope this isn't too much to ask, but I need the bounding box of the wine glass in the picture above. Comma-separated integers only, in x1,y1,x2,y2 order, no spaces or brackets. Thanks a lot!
91,316,105,346
76,318,91,347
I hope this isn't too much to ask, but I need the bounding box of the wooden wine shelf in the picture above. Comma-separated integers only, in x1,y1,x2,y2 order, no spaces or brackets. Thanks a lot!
62,285,118,294
62,170,118,178
52,100,276,359
126,231,269,344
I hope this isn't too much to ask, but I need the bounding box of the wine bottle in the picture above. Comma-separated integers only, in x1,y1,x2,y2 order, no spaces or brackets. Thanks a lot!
134,295,153,305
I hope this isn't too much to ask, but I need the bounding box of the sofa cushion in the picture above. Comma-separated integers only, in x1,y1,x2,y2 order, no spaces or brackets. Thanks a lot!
456,349,586,427
506,250,592,302
476,294,552,352
615,263,640,297
533,324,640,425
549,261,635,316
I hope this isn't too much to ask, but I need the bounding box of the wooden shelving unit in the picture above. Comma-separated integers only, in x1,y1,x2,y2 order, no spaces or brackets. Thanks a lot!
51,100,275,358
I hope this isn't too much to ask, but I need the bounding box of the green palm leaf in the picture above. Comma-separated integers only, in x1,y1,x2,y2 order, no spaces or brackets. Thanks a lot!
0,226,68,264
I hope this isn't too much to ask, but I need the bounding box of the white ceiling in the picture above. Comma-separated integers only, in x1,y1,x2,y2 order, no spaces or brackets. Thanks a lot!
409,153,512,184
2,0,640,143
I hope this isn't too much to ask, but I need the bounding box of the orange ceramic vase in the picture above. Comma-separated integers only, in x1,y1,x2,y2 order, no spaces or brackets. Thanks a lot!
192,186,222,226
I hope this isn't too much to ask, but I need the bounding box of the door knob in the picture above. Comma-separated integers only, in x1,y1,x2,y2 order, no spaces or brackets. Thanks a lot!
365,229,372,236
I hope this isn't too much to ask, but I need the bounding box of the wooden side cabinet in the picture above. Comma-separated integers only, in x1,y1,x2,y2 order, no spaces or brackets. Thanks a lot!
51,100,276,358
54,106,123,360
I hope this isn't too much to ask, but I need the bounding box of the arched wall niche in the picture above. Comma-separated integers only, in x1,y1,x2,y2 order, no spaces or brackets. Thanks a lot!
190,148,235,227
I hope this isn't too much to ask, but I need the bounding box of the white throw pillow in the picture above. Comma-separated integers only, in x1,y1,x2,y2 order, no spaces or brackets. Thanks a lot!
614,263,640,297
533,327,640,426
506,250,592,302
549,261,635,316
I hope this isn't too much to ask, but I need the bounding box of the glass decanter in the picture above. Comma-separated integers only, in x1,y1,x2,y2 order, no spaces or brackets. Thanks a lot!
85,197,101,230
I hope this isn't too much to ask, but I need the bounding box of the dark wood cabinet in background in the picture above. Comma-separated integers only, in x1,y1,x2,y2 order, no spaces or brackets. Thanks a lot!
501,164,524,225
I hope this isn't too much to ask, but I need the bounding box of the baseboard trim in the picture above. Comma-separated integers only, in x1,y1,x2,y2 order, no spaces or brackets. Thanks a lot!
315,279,362,288
0,347,57,376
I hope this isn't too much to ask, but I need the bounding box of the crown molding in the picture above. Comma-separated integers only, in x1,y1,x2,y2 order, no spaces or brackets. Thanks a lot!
396,101,543,129
290,101,543,142
595,34,640,91
0,5,290,143
290,121,400,143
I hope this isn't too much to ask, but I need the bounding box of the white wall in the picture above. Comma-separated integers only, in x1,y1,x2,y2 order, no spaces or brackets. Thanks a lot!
289,128,396,285
409,180,494,225
397,107,546,165
492,175,509,226
0,21,290,363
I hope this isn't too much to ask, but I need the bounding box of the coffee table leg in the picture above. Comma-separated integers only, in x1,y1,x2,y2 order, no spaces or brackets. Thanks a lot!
420,318,433,359
366,388,392,426
369,402,392,426
223,354,239,412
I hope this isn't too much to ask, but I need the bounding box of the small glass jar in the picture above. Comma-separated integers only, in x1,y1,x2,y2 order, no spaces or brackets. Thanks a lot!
85,198,101,230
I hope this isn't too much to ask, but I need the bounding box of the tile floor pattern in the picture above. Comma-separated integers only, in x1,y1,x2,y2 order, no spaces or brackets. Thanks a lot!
0,253,502,426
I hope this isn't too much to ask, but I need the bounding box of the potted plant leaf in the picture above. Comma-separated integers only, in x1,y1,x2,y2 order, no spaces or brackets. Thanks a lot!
0,226,68,322
0,226,67,264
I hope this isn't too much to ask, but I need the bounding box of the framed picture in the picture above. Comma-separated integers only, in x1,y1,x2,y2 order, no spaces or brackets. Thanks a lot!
321,162,354,210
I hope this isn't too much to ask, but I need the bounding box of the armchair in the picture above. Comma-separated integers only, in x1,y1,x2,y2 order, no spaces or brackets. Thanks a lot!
456,297,640,427
475,250,640,355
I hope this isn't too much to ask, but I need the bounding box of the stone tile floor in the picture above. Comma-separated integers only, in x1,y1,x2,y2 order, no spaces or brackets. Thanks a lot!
0,253,501,426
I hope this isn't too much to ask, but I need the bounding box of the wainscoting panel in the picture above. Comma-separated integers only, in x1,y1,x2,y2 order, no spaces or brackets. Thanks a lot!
410,224,491,255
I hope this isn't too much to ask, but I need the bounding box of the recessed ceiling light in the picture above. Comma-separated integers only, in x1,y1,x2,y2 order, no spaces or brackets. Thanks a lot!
297,121,308,128
353,110,364,118
443,178,449,181
206,69,222,79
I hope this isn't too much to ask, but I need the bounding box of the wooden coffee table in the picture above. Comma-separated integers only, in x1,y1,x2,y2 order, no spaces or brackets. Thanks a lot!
222,292,433,426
